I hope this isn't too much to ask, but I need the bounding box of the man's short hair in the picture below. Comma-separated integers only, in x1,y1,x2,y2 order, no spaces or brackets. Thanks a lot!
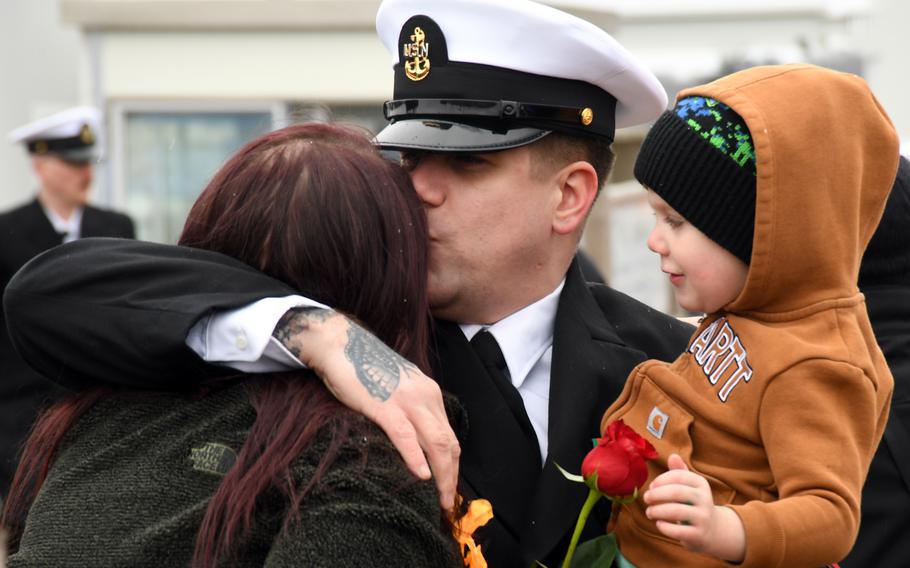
530,132,616,196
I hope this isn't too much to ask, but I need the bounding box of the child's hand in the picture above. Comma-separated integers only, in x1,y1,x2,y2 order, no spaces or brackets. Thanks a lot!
643,454,715,550
643,454,745,562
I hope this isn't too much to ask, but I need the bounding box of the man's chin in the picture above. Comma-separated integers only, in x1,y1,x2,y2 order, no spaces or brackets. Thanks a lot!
428,295,452,319
428,288,462,322
72,192,91,207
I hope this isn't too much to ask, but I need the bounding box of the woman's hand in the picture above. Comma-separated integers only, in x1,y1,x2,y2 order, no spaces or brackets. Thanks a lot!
643,453,745,562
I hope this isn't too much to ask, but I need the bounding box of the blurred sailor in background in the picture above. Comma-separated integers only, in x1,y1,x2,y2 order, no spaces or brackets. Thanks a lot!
1,106,135,497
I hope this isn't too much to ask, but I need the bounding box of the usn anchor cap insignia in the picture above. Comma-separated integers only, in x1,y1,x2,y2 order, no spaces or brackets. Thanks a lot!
79,123,95,145
403,25,430,81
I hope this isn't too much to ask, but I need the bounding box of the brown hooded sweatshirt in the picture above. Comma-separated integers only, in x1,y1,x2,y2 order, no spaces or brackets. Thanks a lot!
602,65,898,567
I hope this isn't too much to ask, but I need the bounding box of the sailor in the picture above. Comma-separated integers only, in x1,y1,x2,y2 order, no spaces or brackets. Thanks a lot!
1,106,135,496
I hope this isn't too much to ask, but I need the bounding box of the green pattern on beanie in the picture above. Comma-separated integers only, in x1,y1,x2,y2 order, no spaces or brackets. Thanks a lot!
676,97,756,173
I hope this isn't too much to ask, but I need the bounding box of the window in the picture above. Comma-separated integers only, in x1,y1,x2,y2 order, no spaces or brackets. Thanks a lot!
110,103,283,243
109,101,385,243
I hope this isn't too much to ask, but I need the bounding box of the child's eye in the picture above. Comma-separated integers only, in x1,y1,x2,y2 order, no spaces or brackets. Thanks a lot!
664,216,684,229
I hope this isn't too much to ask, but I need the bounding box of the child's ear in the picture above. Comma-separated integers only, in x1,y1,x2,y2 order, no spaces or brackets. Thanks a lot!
552,161,598,235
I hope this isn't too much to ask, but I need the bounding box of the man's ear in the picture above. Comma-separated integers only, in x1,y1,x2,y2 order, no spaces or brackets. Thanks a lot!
552,161,598,235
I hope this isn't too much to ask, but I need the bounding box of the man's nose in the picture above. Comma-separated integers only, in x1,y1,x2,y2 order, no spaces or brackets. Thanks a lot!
410,160,445,207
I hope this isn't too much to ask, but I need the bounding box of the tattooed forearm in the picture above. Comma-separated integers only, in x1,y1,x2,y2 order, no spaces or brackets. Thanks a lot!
345,324,417,401
272,307,415,401
272,307,334,359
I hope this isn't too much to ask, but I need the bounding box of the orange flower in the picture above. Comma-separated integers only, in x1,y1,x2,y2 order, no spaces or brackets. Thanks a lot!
452,498,493,568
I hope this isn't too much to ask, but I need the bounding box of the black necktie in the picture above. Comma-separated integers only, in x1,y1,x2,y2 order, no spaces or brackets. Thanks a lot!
470,330,540,463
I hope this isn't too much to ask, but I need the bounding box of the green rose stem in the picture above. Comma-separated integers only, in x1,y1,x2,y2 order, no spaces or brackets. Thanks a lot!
554,422,656,568
561,487,602,568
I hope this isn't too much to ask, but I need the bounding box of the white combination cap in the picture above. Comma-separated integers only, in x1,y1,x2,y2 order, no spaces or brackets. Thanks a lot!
374,0,668,152
8,106,101,163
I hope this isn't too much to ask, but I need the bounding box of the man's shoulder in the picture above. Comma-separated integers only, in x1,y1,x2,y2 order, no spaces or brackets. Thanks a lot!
0,199,39,224
584,281,675,323
84,204,136,236
583,282,693,355
85,204,133,223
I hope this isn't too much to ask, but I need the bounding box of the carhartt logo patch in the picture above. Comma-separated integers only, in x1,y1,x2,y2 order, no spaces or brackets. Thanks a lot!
189,442,237,476
647,406,669,439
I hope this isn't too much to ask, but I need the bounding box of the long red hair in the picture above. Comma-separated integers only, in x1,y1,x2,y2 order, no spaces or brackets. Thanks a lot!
2,123,432,566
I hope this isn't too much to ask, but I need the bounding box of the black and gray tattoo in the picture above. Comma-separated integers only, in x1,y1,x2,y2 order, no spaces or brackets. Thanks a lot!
272,306,416,401
272,306,333,359
345,324,418,401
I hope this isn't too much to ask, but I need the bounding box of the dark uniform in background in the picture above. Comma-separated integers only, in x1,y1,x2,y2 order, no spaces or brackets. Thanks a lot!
1,107,134,496
843,155,910,566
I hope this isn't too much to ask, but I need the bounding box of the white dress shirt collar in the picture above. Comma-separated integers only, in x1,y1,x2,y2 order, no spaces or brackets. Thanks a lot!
460,279,565,389
40,202,83,243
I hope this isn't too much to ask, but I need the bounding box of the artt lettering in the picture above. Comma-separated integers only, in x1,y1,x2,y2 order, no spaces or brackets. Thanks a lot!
687,317,753,402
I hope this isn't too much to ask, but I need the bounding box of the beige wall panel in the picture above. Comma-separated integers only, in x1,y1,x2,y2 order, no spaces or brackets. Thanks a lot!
100,31,392,101
62,0,380,30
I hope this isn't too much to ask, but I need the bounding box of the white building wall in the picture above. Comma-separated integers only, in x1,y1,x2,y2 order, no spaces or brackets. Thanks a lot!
0,0,88,209
867,0,910,144
98,31,390,102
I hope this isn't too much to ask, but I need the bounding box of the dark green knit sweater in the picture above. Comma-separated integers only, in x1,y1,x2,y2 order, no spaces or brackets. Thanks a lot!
9,380,461,567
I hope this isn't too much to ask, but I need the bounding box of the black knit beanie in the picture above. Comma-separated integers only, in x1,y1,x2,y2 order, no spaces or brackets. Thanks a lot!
859,155,910,287
635,96,757,265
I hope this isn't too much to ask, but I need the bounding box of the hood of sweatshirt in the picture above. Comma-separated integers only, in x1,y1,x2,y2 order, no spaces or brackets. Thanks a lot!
676,65,900,316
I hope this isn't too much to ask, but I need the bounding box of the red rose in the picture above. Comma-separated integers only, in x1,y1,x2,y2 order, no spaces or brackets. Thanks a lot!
554,420,658,567
581,419,658,497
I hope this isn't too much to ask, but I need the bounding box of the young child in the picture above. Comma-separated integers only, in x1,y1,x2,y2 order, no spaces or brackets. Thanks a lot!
601,64,898,567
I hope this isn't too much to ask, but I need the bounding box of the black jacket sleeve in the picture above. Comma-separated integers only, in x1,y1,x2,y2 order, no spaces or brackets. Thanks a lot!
3,238,296,391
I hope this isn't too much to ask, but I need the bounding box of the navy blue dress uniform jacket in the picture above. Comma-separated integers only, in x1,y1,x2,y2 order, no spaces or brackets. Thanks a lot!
3,238,691,566
0,201,134,496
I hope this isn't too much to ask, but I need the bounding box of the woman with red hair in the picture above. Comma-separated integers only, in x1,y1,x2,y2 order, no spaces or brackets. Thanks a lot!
2,123,461,567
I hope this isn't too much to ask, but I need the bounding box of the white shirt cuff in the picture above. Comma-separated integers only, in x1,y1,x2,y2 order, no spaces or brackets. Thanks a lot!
186,295,327,372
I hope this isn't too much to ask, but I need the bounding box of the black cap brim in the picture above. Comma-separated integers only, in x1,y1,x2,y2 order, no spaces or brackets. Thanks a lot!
52,146,98,164
374,119,550,153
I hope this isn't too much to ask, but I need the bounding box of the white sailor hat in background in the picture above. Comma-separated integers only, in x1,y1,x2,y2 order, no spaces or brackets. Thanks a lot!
374,0,668,152
7,106,101,163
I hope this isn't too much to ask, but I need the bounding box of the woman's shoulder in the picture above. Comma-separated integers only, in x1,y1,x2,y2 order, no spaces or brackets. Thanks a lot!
14,383,257,566
275,416,461,567
62,383,253,454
